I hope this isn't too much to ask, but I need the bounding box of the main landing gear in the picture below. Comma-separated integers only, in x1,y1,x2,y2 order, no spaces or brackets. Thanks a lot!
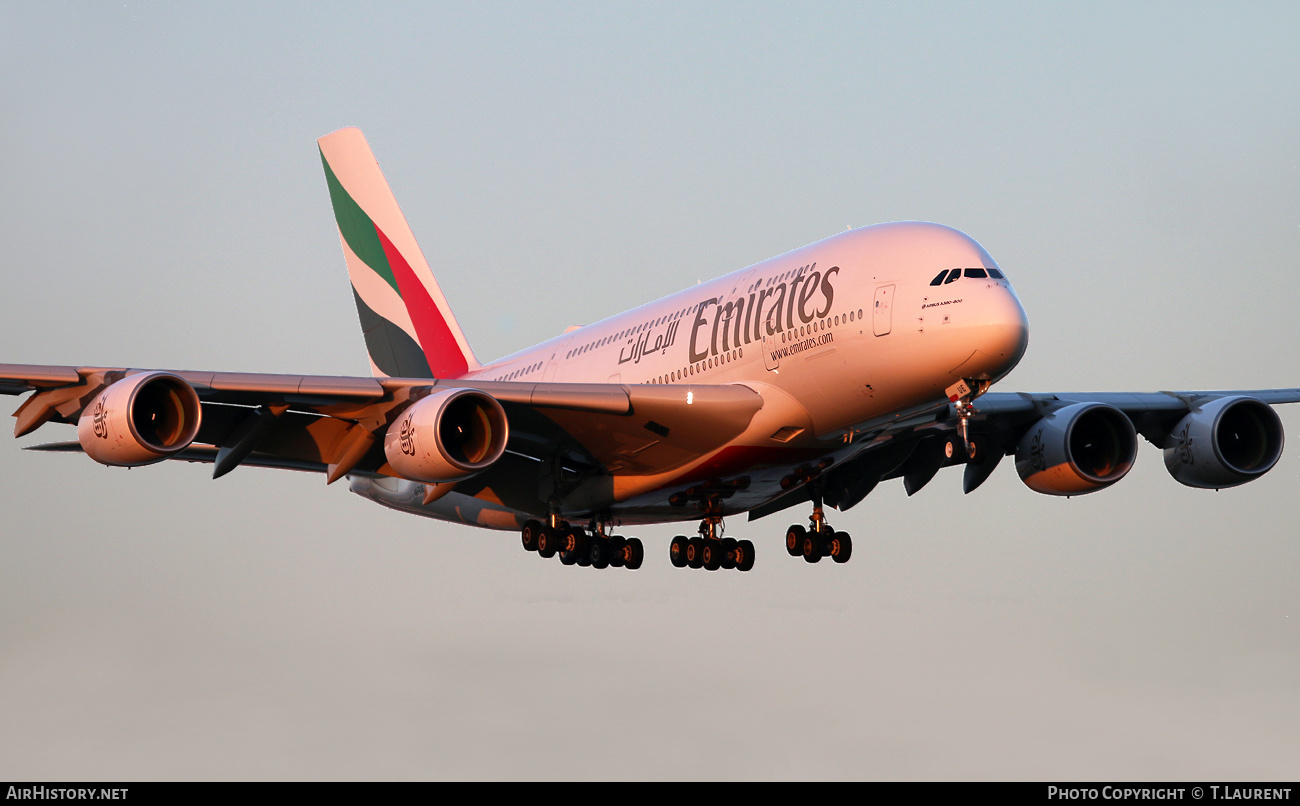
668,516,755,572
784,504,852,564
520,517,644,570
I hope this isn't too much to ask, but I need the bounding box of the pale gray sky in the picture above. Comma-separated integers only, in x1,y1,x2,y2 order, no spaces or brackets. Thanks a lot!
1,2,1298,780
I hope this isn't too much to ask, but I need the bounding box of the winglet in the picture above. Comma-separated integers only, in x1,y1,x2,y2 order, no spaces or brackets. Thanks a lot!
318,127,479,379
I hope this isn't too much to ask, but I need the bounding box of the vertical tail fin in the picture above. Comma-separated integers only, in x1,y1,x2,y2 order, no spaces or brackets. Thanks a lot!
318,127,479,379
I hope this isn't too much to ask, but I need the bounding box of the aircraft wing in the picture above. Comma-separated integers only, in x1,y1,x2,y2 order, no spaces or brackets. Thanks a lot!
750,386,1300,522
966,389,1300,440
0,364,765,494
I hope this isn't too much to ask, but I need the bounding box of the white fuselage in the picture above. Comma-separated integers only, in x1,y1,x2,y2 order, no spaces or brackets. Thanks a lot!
352,221,1031,529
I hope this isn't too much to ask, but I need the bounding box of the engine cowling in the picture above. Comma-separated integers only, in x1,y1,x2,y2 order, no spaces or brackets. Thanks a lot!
1015,402,1137,496
1163,396,1283,489
76,372,203,467
384,388,509,483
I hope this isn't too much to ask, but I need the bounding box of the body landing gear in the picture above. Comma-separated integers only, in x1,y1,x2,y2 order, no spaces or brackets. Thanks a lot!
520,518,643,570
669,516,754,572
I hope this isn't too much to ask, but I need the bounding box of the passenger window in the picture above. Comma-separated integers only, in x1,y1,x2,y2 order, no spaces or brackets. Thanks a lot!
964,268,988,279
930,270,949,286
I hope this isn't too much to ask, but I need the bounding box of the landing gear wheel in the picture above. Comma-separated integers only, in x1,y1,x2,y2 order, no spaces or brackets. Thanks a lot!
521,520,543,552
687,537,705,569
829,531,853,564
669,535,689,568
589,536,611,569
702,540,722,571
559,548,579,565
537,527,559,558
786,525,806,557
608,535,627,568
802,532,824,563
560,527,586,555
720,537,738,570
736,539,755,572
622,537,644,570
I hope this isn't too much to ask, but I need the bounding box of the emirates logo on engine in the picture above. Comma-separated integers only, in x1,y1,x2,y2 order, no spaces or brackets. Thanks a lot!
92,397,109,439
398,414,417,456
1176,424,1194,465
1028,428,1046,472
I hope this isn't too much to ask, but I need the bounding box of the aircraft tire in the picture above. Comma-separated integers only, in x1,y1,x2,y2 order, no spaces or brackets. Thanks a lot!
559,548,579,565
830,531,853,564
687,537,705,569
669,536,689,568
623,537,644,570
521,520,543,552
736,540,755,572
703,540,722,571
802,532,823,563
786,525,805,557
537,527,559,558
608,535,626,568
720,537,738,570
590,537,611,569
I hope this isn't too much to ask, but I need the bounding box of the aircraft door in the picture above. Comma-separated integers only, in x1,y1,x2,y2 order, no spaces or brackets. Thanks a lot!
541,335,575,382
873,284,895,336
762,333,779,371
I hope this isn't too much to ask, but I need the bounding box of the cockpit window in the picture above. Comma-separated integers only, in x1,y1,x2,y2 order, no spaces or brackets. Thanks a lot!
943,270,961,284
930,270,949,286
988,268,1004,279
963,268,988,279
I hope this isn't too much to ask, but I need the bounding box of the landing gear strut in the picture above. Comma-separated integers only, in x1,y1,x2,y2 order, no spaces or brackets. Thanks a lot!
946,378,990,459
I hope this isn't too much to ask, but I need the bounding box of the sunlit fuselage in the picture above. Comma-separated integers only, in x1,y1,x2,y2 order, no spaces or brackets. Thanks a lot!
353,222,1030,527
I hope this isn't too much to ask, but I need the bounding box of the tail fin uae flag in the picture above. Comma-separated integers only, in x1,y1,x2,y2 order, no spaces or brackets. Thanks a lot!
318,127,478,380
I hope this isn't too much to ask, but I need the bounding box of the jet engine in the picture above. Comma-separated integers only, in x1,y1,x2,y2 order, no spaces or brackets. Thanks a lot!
383,388,509,483
1015,402,1137,496
76,372,203,467
1163,396,1283,489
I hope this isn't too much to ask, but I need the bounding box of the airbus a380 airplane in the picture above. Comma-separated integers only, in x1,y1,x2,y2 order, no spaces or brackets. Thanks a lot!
4,128,1296,573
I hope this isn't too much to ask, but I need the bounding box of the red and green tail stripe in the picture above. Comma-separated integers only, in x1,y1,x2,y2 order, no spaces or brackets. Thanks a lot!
321,149,469,379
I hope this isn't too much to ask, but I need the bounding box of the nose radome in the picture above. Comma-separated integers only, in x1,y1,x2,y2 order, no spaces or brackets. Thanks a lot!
951,289,1030,382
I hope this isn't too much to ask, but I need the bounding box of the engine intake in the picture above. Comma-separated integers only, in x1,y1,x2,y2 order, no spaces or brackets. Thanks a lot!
1015,402,1137,496
77,372,203,467
384,387,509,483
1164,396,1283,489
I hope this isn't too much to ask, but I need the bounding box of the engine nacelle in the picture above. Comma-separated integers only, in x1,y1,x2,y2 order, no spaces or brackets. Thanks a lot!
1163,396,1283,489
1015,402,1137,496
384,388,509,483
77,372,203,467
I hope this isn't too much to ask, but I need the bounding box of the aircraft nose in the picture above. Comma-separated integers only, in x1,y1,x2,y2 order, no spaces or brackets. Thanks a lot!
950,287,1030,382
984,289,1030,370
